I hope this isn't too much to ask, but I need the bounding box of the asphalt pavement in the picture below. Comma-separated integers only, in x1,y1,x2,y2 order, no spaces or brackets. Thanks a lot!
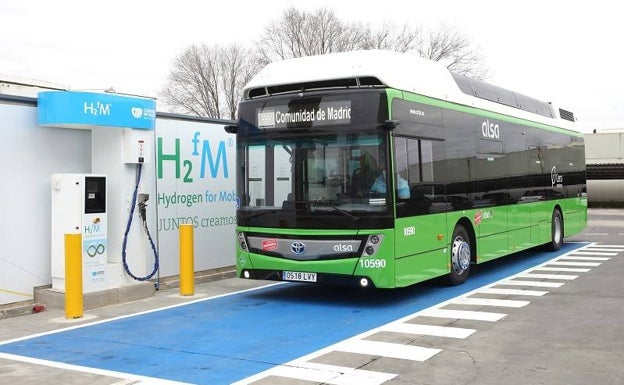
0,208,622,385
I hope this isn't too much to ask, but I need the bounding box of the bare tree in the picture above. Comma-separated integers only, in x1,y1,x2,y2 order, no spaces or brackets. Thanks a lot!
417,24,488,79
162,7,489,118
255,7,487,79
360,22,421,53
219,45,262,119
255,8,364,62
160,44,260,119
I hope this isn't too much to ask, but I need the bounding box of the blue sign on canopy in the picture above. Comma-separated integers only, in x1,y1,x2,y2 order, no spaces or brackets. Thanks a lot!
38,91,156,130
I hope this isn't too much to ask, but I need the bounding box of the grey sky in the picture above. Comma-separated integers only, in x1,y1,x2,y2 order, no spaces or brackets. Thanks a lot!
1,0,621,132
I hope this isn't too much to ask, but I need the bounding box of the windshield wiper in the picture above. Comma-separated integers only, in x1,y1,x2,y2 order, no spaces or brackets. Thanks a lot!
329,205,359,222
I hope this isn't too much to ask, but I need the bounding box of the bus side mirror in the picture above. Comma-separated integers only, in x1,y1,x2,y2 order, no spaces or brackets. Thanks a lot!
380,120,399,130
224,124,238,134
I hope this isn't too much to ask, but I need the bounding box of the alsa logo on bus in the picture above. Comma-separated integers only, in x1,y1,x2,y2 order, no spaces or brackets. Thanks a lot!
551,166,563,187
333,244,354,252
482,119,500,139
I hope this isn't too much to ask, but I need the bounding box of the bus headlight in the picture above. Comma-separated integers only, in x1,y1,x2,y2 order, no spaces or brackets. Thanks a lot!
238,232,249,250
361,234,383,256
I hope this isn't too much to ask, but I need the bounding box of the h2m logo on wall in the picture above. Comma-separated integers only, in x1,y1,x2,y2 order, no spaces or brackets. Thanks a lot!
157,131,232,183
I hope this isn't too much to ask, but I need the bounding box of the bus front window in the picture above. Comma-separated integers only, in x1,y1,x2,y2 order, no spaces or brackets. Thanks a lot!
238,132,392,229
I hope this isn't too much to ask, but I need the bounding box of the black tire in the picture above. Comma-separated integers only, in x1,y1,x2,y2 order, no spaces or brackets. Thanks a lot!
547,209,564,251
448,225,471,285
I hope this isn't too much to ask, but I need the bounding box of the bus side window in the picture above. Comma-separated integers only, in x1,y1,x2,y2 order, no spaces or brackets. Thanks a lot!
395,137,433,217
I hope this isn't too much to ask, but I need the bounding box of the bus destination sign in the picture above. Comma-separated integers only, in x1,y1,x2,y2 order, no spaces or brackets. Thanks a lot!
257,100,351,129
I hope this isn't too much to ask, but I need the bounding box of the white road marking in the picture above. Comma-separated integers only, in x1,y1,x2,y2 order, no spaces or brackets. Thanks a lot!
0,282,286,347
557,256,611,261
379,323,475,339
547,261,602,267
532,266,591,273
334,340,441,361
478,288,548,296
0,353,190,385
453,297,530,308
263,362,396,385
496,280,565,288
589,244,624,248
568,251,617,256
418,308,506,321
517,273,578,280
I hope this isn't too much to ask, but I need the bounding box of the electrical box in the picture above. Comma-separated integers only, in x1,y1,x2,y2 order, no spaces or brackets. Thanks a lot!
123,128,152,164
51,174,119,293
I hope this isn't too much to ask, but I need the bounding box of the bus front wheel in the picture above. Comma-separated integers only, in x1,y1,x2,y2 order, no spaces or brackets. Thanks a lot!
448,225,471,285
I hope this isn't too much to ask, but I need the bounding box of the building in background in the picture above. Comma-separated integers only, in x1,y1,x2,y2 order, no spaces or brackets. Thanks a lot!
585,130,624,207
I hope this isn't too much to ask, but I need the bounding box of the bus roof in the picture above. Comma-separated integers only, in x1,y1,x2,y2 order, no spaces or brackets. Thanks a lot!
243,50,577,131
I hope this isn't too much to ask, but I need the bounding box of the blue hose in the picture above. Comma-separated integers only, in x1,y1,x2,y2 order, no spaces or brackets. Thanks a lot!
121,163,159,281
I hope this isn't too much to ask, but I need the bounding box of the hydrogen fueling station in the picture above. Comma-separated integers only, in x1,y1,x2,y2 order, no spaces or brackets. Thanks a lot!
42,90,161,311
0,81,238,313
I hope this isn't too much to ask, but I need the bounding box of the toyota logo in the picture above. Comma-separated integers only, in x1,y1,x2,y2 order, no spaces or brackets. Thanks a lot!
290,241,306,255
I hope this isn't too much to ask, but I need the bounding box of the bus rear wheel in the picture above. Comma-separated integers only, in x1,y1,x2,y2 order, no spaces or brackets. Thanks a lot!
448,225,471,285
547,209,564,251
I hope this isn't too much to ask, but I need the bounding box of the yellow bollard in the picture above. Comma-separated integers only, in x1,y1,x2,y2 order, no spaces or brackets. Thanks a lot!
64,233,83,319
179,224,195,296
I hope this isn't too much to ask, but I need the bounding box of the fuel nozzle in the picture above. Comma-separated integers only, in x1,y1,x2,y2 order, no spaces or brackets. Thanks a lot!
138,193,149,222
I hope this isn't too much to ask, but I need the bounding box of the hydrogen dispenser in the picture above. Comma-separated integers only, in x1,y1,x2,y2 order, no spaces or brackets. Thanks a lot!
51,174,117,293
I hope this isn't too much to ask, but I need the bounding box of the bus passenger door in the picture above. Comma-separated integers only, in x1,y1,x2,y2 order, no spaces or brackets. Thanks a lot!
393,137,448,286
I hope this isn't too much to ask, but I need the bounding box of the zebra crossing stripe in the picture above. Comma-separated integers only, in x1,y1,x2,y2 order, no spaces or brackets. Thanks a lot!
497,280,565,288
379,322,475,339
547,261,601,267
418,308,506,321
532,266,591,273
582,248,623,252
560,256,611,261
569,251,617,256
589,244,624,248
478,288,548,296
517,273,578,280
453,297,530,308
261,362,396,385
335,340,441,361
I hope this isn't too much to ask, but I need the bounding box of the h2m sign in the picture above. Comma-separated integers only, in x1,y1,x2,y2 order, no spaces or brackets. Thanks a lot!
157,132,232,183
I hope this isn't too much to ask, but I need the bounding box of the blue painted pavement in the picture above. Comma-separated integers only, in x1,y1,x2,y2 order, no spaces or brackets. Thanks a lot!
0,243,584,384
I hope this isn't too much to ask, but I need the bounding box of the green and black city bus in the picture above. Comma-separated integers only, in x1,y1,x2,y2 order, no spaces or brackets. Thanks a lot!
226,50,587,288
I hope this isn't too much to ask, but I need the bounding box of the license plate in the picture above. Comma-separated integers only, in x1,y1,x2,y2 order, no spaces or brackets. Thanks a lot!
283,271,317,282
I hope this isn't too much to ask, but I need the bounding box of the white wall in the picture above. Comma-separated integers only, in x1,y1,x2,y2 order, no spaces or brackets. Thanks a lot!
585,132,624,204
585,131,624,164
0,102,237,306
154,117,236,276
0,103,90,304
587,180,624,203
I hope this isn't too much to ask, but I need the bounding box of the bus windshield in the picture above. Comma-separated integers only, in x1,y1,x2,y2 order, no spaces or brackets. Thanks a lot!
237,131,393,229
